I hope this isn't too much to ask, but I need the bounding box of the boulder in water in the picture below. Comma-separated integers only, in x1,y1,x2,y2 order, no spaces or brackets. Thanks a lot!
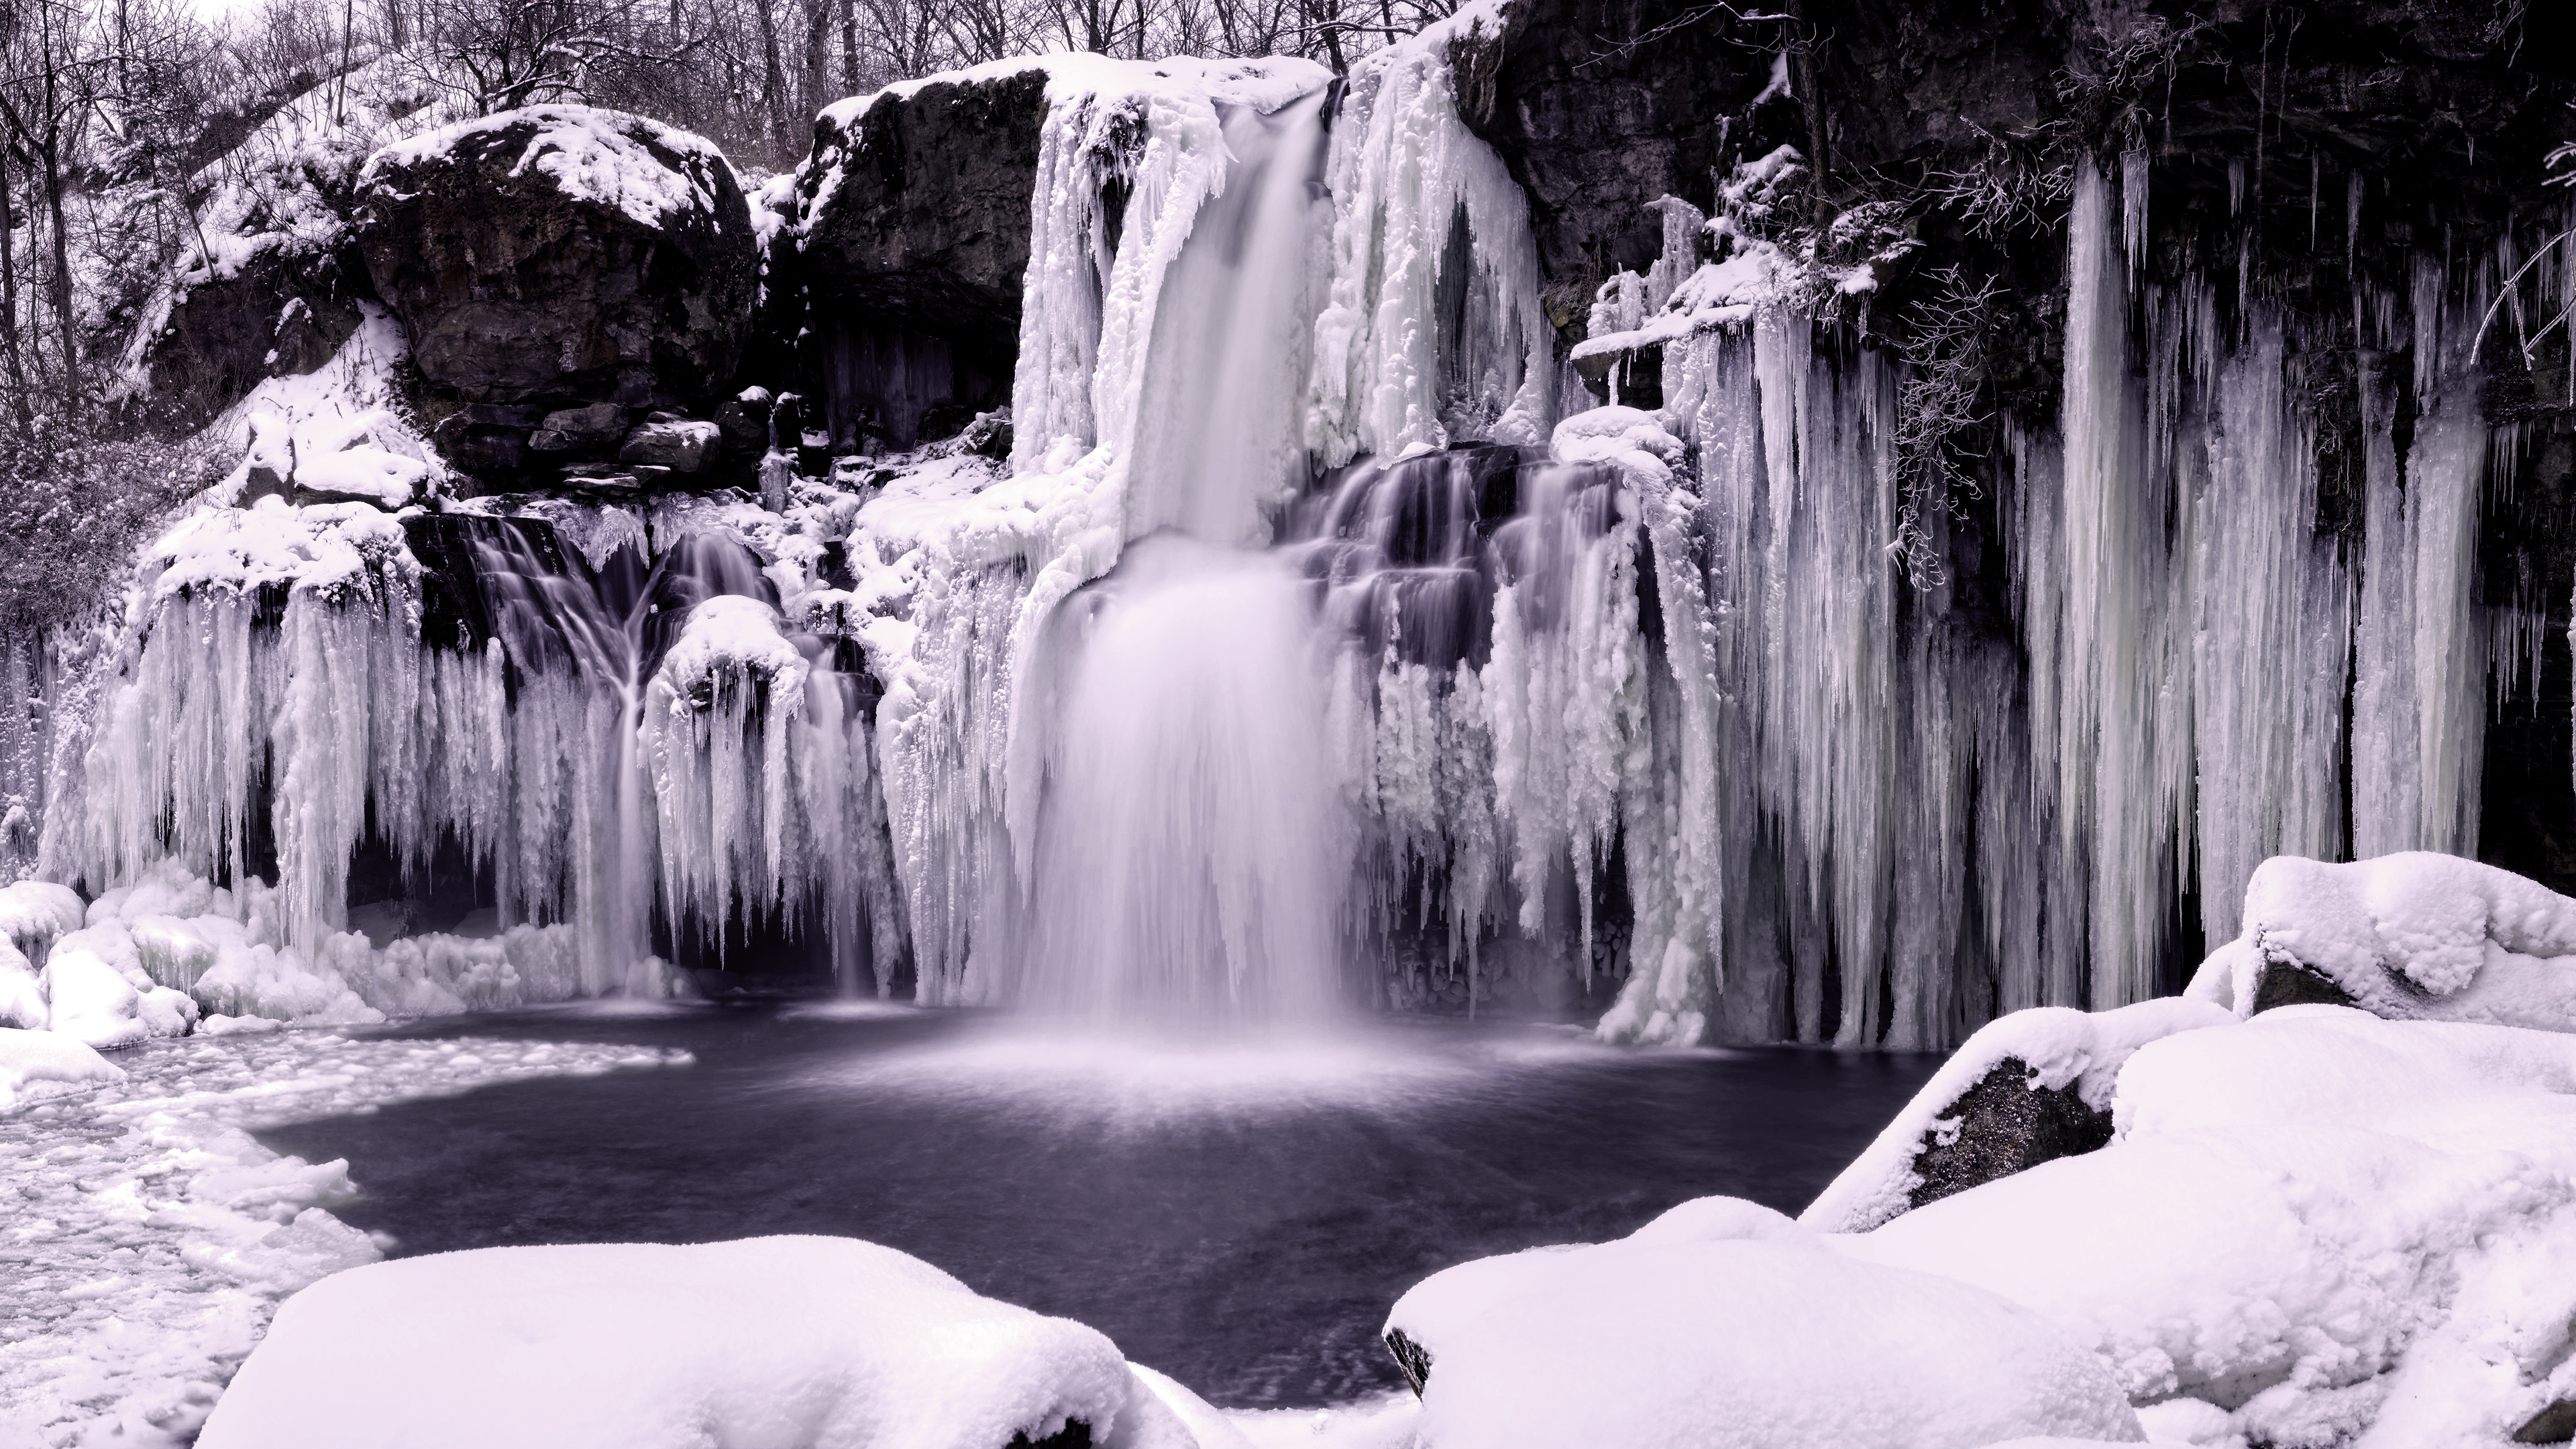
354,105,757,414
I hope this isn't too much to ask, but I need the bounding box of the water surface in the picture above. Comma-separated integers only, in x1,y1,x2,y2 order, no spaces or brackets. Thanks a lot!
258,1009,1939,1407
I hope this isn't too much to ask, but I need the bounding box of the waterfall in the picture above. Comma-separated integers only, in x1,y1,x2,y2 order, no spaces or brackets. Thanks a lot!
1017,539,1349,1022
10,28,2553,1047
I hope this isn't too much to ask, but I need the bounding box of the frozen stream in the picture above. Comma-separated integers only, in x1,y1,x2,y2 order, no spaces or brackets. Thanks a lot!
252,1010,1939,1407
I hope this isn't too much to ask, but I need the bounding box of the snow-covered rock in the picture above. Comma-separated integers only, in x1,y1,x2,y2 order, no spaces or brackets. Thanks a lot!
43,932,150,1049
0,879,86,967
0,1026,123,1110
2188,853,2576,1030
618,415,722,473
0,937,44,1030
356,104,757,411
200,1236,1219,1449
1385,1211,2143,1448
1801,999,2235,1234
1838,1009,2576,1446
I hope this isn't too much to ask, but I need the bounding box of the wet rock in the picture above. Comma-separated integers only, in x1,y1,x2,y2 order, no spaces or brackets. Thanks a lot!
2518,1397,2576,1444
354,104,757,412
714,389,771,453
140,243,370,432
2249,958,2361,1014
1387,1325,1434,1395
531,402,635,453
1907,1057,2114,1212
780,68,1039,449
619,416,721,473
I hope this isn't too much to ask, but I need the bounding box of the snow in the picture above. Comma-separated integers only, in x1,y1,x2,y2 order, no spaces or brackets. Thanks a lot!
1800,999,2236,1234
201,1236,1218,1449
203,306,443,508
0,1026,123,1110
362,104,735,231
288,443,431,507
1837,1010,2576,1447
0,1030,688,1448
0,879,84,964
1386,1216,2143,1448
2186,852,2576,1030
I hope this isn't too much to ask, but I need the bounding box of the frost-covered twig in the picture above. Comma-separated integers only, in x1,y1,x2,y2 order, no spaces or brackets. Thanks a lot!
1888,264,2001,589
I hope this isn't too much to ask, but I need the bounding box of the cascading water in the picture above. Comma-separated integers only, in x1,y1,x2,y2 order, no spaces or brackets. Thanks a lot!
1016,539,1350,1022
1003,81,1349,1022
15,26,2565,1051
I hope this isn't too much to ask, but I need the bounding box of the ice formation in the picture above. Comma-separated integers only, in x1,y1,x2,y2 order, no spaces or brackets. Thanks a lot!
0,22,2555,1049
0,1029,688,1448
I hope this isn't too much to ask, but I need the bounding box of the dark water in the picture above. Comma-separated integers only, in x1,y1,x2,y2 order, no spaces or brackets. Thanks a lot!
257,1008,1939,1407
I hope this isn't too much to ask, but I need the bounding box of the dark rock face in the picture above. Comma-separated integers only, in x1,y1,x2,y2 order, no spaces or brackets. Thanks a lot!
355,105,758,415
140,244,370,433
1386,1325,1435,1395
2249,957,2362,1014
782,68,1045,450
1907,1058,2115,1212
1452,0,2575,343
2518,1396,2576,1445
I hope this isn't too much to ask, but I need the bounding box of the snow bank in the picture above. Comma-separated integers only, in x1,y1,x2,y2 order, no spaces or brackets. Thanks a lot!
205,307,443,507
1839,1010,2576,1446
0,1029,688,1448
1385,1208,2143,1448
2188,852,2576,1030
1801,999,2235,1233
0,877,85,964
202,1236,1214,1449
363,104,733,231
0,1026,123,1109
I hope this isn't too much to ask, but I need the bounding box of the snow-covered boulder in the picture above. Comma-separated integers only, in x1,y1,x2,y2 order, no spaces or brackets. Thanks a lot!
1384,1205,2143,1448
0,936,44,1029
142,241,370,431
43,924,200,1046
0,1026,125,1110
356,105,757,414
0,878,87,967
199,1236,1222,1449
1801,999,2234,1234
1838,1010,2576,1446
786,62,1053,402
2190,853,2576,1030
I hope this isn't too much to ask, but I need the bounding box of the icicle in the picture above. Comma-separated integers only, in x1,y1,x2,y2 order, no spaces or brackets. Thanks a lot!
2191,308,2352,944
1307,42,1555,464
2051,156,2187,1010
2353,260,2487,857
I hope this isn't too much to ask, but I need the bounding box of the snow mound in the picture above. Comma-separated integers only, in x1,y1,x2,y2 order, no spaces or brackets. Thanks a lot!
2188,852,2576,1029
1839,1010,2576,1445
0,1026,124,1110
363,104,732,230
201,1236,1216,1449
148,494,414,605
1386,1219,2143,1448
0,878,86,964
1802,998,2234,1233
0,1029,689,1448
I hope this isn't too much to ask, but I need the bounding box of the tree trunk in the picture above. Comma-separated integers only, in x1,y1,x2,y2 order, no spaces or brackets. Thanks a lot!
0,153,34,437
755,0,789,156
40,141,75,407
